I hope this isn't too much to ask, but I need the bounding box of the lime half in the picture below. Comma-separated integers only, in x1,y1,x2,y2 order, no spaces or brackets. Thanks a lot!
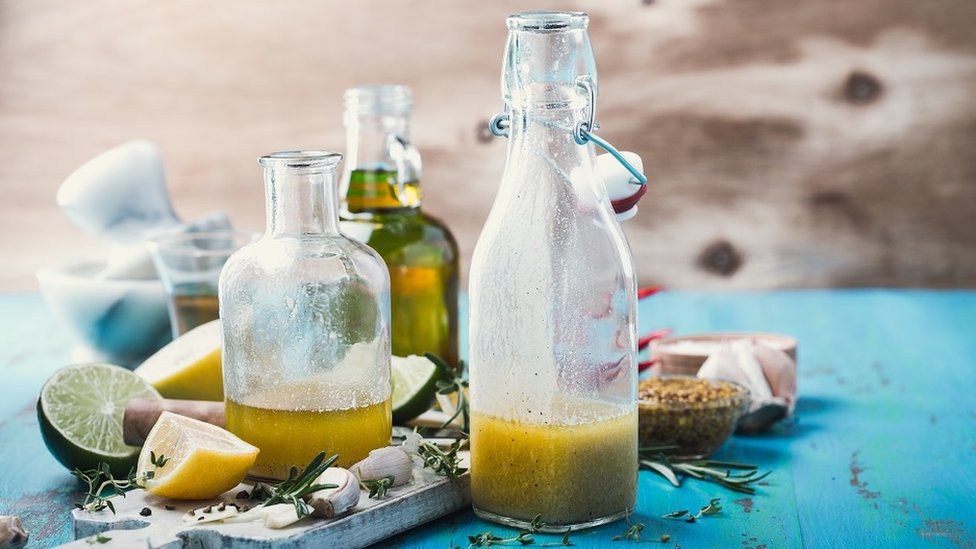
38,363,161,476
391,355,439,424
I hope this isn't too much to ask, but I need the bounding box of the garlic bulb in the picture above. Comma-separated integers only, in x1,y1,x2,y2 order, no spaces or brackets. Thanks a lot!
307,467,360,518
0,516,28,548
697,339,797,433
350,446,414,487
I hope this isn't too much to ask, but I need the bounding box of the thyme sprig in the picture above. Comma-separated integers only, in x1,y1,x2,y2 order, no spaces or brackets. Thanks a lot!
418,438,467,478
468,531,534,547
425,352,470,433
639,447,770,494
465,515,572,548
72,452,170,514
249,452,339,519
360,475,394,499
611,521,645,542
663,498,722,523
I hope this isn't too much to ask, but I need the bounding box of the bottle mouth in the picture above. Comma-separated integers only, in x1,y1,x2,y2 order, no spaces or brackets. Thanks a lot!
344,85,412,116
258,150,342,169
507,11,588,32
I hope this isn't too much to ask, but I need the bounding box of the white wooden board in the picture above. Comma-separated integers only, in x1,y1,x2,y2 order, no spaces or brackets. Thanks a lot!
65,460,470,549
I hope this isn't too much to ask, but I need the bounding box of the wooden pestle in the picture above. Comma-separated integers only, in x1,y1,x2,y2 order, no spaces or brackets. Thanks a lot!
123,398,225,446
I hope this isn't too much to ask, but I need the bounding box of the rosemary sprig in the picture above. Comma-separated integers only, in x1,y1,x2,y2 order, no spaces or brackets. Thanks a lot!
663,498,722,523
639,447,770,494
425,352,470,433
360,475,394,499
418,438,467,478
72,452,170,514
252,452,339,519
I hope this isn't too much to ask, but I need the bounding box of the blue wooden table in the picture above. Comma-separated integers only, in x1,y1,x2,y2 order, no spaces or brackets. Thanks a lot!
1,290,974,548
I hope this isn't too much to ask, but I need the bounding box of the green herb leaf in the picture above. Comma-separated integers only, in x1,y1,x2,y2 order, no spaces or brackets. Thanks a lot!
86,533,112,544
418,437,467,478
639,448,770,494
425,353,470,433
254,451,340,519
360,475,395,499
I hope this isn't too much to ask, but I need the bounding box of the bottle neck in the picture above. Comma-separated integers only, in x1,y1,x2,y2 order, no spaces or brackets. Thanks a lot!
505,106,596,187
342,113,422,214
265,166,341,236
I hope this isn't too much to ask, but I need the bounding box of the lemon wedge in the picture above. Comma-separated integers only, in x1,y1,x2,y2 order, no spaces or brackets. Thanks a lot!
138,411,258,500
135,320,223,401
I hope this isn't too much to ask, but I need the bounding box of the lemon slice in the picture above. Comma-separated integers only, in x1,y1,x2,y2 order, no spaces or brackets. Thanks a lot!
135,320,223,401
138,411,258,500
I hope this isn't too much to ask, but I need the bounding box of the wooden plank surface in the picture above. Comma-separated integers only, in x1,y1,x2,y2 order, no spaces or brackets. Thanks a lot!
1,291,974,547
67,469,471,548
2,1,976,291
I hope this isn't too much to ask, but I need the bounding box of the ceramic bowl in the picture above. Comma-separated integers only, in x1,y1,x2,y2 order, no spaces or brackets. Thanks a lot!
650,332,797,376
37,258,172,367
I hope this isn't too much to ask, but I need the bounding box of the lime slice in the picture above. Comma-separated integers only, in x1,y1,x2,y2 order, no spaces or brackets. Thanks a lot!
135,319,223,401
391,355,439,424
38,363,161,476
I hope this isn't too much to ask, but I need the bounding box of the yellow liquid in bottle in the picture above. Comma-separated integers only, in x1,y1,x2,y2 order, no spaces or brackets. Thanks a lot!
471,400,637,527
226,395,391,480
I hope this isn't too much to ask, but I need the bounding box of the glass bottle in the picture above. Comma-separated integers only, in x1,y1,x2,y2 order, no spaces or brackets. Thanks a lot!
339,85,460,370
468,12,638,530
220,151,392,480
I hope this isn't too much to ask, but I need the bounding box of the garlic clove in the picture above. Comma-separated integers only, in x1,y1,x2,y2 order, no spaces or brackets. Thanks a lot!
258,504,302,529
306,467,360,518
0,515,28,548
753,343,797,414
350,446,414,487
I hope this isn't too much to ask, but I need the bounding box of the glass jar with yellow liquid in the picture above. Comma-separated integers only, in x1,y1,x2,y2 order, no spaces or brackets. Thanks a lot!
220,151,392,480
468,12,638,530
339,86,460,370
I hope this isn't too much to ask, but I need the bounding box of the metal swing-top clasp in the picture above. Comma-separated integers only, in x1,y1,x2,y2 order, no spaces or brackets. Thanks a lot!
487,75,648,220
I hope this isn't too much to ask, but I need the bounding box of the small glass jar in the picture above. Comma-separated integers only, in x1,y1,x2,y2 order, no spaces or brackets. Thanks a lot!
468,12,638,531
220,151,392,480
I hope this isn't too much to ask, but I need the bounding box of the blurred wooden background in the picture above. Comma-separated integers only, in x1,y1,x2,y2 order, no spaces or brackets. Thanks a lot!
1,0,975,290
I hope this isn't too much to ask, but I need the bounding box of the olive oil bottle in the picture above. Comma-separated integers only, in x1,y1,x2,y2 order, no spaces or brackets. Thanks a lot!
340,86,460,369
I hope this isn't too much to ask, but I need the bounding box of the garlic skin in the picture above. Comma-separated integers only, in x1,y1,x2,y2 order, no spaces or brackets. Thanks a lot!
0,516,28,548
306,467,360,518
698,340,796,433
350,446,414,487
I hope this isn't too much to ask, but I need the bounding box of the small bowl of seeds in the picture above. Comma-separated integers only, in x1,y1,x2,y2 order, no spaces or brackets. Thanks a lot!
638,376,750,459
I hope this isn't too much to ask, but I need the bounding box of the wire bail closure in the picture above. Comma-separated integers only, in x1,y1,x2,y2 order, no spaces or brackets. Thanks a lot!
487,78,647,186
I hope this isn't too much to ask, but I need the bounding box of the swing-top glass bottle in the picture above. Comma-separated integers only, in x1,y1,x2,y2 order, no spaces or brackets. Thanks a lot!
468,12,639,530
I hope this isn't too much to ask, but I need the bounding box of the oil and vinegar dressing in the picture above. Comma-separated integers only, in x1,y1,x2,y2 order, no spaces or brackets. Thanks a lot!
470,398,638,526
226,384,391,480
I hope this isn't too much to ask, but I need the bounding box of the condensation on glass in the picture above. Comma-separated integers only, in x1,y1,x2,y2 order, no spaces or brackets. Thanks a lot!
468,12,639,531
